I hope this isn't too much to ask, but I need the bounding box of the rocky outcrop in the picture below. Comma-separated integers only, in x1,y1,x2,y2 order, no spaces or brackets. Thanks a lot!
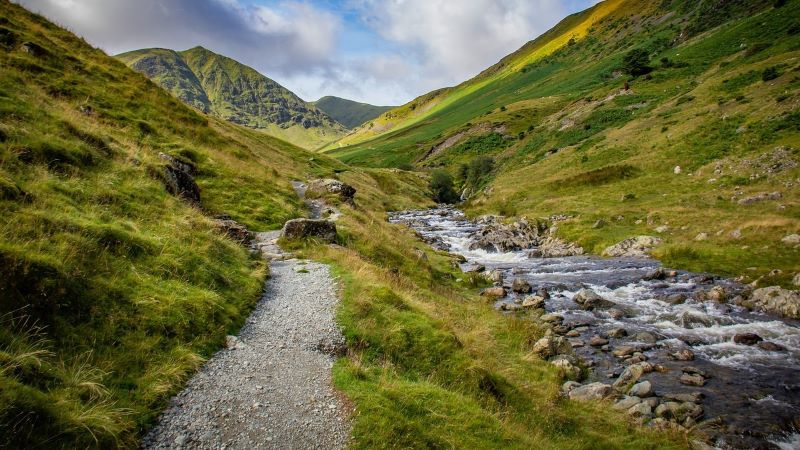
307,179,356,201
281,219,337,242
737,191,781,205
538,236,585,258
159,152,200,204
602,236,662,257
740,286,800,319
213,217,253,243
469,218,544,252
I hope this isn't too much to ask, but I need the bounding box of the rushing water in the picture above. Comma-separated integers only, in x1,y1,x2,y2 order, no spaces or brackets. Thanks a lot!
390,206,800,449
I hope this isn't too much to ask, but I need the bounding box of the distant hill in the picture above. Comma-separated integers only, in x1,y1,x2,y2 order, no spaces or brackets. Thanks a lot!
314,96,393,128
117,46,346,149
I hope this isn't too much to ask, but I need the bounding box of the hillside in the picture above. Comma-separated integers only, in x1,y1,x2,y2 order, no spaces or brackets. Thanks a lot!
117,46,347,149
0,2,686,449
325,0,800,285
314,95,393,128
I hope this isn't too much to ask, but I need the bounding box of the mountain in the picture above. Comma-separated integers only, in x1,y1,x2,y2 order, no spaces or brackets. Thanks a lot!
324,0,800,285
117,46,347,149
313,95,393,128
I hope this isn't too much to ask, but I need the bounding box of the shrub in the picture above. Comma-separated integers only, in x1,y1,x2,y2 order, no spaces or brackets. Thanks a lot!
762,66,780,82
622,48,652,76
429,170,459,204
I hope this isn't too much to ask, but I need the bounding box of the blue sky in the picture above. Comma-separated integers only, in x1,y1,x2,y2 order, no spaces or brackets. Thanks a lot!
18,0,599,105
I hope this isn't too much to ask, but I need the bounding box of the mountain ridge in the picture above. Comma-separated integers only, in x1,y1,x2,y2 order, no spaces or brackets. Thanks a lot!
117,46,347,149
313,95,393,129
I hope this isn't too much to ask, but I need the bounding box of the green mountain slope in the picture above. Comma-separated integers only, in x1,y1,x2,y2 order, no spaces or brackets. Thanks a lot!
117,46,347,149
325,0,800,284
314,95,393,128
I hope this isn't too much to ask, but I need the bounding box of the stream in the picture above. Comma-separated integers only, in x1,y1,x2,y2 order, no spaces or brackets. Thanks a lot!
390,206,800,450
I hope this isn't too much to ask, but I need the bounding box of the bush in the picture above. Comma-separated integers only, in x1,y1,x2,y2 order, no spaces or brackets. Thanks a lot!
622,48,652,76
762,66,780,82
429,170,459,204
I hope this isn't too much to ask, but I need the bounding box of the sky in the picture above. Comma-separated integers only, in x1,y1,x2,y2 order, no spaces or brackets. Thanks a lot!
16,0,599,105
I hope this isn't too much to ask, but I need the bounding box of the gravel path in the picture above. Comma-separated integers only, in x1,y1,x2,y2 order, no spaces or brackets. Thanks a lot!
142,231,351,449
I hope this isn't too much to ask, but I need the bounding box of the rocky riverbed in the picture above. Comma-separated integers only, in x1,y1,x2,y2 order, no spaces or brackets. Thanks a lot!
390,206,800,450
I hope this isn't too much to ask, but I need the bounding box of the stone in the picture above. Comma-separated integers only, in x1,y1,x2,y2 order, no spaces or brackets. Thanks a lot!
225,335,244,350
486,270,504,284
612,346,637,358
551,357,581,380
592,219,607,229
681,366,708,378
706,286,727,303
511,278,532,293
607,308,626,319
674,166,682,174
213,218,253,243
568,382,612,401
522,295,545,309
758,341,787,351
602,236,663,257
538,236,585,257
536,288,551,300
737,191,782,205
307,178,356,201
629,381,653,398
613,396,643,410
562,381,581,393
655,402,681,419
665,293,688,305
159,152,200,204
572,288,616,310
633,331,657,344
500,303,522,311
744,286,800,319
782,234,800,245
480,287,507,298
643,268,667,281
613,363,650,390
733,333,763,345
469,218,543,252
569,339,585,348
663,392,704,403
540,313,564,323
627,402,653,418
589,335,609,347
532,336,571,359
694,232,708,241
607,328,627,338
794,273,800,287
281,219,337,242
680,374,706,387
655,225,669,233
668,349,695,361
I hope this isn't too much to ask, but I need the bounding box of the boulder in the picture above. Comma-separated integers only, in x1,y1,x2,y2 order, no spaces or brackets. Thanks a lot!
281,219,337,242
733,333,763,345
532,336,571,359
307,178,356,201
537,288,551,300
572,288,616,310
744,286,800,319
757,341,786,351
551,357,581,380
522,295,545,309
602,236,663,258
607,328,627,338
668,349,695,361
633,331,657,344
486,269,504,284
706,286,727,303
589,335,609,347
629,381,653,398
613,396,643,410
511,278,532,293
481,287,507,298
540,313,564,323
782,234,800,245
213,218,253,243
568,382,613,401
627,402,653,419
613,362,652,391
538,236,585,257
680,374,706,387
562,381,581,393
469,218,544,252
737,191,782,205
159,152,200,204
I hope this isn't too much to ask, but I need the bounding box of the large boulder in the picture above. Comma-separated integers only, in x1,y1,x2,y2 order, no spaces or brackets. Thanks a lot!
469,218,544,252
572,288,616,310
213,217,253,244
281,219,337,242
307,179,356,201
568,382,613,401
742,287,800,319
159,152,200,204
602,236,663,258
538,236,585,258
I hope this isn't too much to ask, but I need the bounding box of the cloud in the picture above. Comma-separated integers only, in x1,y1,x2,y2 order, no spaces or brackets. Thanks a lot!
16,0,340,76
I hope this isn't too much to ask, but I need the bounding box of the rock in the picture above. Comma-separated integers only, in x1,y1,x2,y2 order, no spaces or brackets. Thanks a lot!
225,335,244,349
613,362,651,390
532,336,571,359
737,191,782,205
569,339,585,348
540,313,564,323
629,381,653,397
307,179,356,201
522,295,545,309
607,328,627,338
681,366,708,378
643,268,667,281
469,218,544,252
159,152,200,204
538,236,585,257
481,287,507,298
613,396,643,410
486,270,504,284
694,232,708,241
568,382,612,401
589,335,609,347
602,236,663,257
674,166,682,175
281,219,337,242
680,374,706,387
655,225,669,233
627,402,653,418
612,346,637,358
758,341,786,351
551,357,581,380
663,392,704,403
536,288,550,300
592,219,607,229
665,293,688,305
782,234,800,245
730,228,742,239
668,349,695,361
733,333,763,345
464,264,486,273
572,289,616,310
213,218,253,244
607,308,626,319
500,303,522,311
562,381,581,393
633,331,657,344
794,273,800,287
706,286,727,303
655,401,681,419
511,278,532,293
744,286,800,319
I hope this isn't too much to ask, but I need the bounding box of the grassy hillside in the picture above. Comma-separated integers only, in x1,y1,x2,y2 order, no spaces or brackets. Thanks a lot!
117,46,347,150
314,96,393,129
324,0,800,284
